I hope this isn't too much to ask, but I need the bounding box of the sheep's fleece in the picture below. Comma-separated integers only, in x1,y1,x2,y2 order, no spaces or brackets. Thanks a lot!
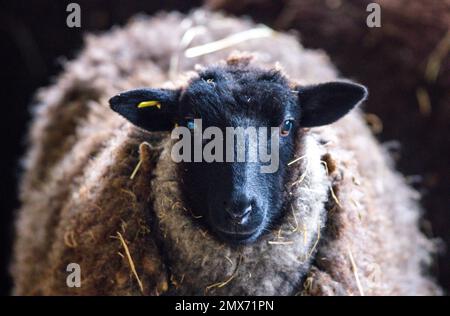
12,10,441,295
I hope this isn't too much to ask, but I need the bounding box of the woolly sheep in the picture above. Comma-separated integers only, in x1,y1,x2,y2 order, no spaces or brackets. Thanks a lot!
109,57,367,245
12,10,440,296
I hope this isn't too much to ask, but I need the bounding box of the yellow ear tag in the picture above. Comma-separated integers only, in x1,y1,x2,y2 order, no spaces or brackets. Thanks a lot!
137,100,161,109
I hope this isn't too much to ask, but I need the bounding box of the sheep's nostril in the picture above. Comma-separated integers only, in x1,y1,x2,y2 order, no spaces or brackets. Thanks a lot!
242,205,252,217
226,204,253,224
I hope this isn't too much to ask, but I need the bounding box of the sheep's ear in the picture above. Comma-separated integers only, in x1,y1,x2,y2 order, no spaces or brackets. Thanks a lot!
297,82,367,127
109,88,180,131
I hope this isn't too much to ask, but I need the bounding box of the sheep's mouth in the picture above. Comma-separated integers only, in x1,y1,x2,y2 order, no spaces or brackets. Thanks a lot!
206,202,267,244
214,226,261,244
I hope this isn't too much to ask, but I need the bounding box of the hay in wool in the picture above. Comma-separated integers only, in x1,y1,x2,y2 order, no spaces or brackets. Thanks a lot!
12,10,440,295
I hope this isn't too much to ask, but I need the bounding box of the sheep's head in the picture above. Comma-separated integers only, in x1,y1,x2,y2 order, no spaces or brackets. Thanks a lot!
109,59,367,244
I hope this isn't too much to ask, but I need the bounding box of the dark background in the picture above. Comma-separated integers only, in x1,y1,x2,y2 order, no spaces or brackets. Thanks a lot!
1,0,448,295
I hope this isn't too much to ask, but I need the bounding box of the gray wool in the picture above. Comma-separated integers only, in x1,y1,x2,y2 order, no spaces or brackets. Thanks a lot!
151,133,330,295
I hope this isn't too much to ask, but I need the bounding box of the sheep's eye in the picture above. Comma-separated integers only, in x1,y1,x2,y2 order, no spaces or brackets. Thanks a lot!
186,118,195,130
280,119,294,137
202,76,215,85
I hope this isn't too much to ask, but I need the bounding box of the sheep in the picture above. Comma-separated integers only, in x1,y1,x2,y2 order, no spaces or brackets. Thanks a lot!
11,10,441,295
109,58,368,245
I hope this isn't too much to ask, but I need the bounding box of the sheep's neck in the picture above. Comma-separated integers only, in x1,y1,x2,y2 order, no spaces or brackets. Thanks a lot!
150,133,329,295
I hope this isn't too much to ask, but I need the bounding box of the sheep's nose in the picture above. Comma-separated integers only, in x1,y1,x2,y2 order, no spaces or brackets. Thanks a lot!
226,199,253,224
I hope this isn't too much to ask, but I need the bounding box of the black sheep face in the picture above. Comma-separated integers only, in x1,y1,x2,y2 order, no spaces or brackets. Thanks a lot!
109,63,367,244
